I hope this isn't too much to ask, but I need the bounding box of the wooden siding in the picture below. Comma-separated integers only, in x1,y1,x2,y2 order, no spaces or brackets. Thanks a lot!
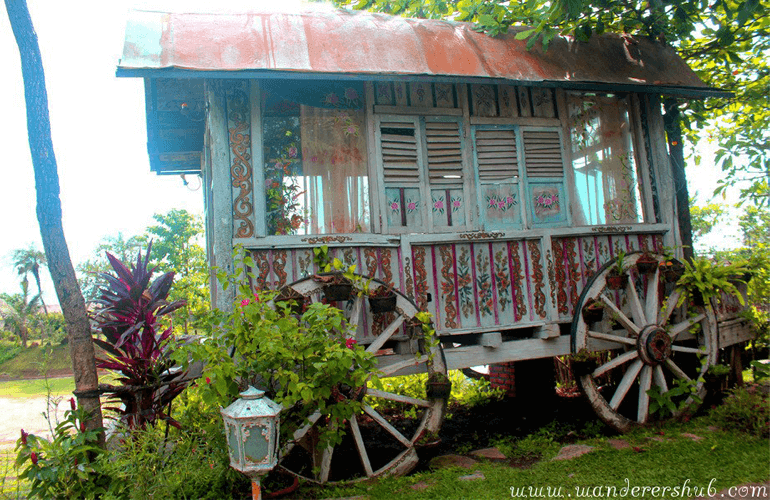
549,233,664,320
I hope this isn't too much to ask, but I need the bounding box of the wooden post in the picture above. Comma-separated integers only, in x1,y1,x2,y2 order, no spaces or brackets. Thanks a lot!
663,98,694,261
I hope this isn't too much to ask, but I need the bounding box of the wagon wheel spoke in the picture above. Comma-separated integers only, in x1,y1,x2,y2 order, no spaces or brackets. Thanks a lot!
668,313,706,339
592,350,638,378
658,289,682,325
349,415,374,477
626,279,647,326
366,388,431,408
587,329,637,347
599,294,640,335
637,365,652,423
609,359,643,410
319,440,334,484
348,295,365,331
653,365,668,393
366,315,406,354
282,411,323,456
644,267,661,322
664,358,693,382
670,345,705,355
380,353,433,377
362,405,412,447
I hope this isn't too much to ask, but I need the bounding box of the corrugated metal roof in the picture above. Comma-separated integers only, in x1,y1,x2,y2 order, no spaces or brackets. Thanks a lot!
117,8,724,97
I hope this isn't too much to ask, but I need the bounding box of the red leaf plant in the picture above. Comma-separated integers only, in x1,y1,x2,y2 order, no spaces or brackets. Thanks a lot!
92,242,188,430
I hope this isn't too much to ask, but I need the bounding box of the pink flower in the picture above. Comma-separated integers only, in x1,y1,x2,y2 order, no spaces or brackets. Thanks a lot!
506,196,514,204
241,299,250,307
390,201,399,210
347,125,357,135
488,198,497,208
497,201,505,209
407,202,417,211
434,200,444,209
311,156,318,162
452,200,461,208
537,196,545,204
253,293,260,302
288,147,298,158
345,338,357,349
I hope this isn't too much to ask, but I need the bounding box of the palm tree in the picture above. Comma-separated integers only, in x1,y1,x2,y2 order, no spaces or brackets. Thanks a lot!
11,244,47,311
0,281,41,347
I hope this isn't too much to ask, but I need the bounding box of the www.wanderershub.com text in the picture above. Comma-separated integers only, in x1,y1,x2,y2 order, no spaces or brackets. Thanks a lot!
510,479,767,498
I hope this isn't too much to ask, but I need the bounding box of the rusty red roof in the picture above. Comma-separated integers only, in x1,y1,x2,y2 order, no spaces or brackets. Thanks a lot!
117,7,723,96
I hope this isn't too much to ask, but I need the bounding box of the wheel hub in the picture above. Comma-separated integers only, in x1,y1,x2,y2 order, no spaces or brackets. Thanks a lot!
637,325,672,365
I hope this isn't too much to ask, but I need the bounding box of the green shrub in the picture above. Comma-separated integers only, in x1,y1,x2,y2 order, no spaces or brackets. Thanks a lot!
102,392,248,500
16,398,112,500
709,385,769,438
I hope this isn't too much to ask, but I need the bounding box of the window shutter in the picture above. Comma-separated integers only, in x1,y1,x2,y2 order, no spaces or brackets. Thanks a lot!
474,129,518,181
523,130,564,178
380,122,420,184
425,121,463,185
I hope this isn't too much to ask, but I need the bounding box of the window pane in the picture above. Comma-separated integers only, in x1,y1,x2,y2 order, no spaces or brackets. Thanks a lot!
263,84,369,235
568,94,644,225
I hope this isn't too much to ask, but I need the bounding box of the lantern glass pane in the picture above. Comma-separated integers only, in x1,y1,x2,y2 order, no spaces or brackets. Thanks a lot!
243,423,270,465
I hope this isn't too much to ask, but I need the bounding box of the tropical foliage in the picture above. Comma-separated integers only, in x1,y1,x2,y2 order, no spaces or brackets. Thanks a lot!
92,243,188,430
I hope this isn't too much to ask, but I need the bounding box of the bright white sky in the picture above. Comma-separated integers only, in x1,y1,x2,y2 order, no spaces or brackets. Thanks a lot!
0,0,742,306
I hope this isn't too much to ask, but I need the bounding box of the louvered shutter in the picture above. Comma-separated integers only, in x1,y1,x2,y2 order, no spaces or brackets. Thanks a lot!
380,121,420,185
474,129,518,181
523,130,564,178
425,121,463,185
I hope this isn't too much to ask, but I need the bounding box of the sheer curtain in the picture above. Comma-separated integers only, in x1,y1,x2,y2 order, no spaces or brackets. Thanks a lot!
300,107,369,233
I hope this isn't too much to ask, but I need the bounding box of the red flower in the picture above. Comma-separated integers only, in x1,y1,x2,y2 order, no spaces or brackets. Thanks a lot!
80,422,86,433
20,429,27,446
31,452,38,465
70,398,76,411
241,298,250,307
206,377,211,384
345,338,357,349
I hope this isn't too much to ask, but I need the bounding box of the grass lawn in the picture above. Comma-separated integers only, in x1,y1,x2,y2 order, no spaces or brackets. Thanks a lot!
0,377,74,398
315,418,769,500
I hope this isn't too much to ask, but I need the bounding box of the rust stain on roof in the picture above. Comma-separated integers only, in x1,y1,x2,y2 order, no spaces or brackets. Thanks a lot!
117,7,715,92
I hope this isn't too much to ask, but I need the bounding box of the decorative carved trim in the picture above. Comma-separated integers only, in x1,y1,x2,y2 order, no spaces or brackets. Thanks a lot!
591,226,633,233
459,231,504,240
226,81,255,239
300,236,352,244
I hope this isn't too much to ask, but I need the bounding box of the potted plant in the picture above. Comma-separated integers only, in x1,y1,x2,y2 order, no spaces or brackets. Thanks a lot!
635,251,659,274
368,284,397,314
606,251,628,290
674,257,748,310
312,257,358,302
581,298,604,323
570,349,598,377
661,259,686,283
275,286,306,315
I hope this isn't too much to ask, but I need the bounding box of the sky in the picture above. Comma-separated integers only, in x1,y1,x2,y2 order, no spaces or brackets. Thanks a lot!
0,0,743,307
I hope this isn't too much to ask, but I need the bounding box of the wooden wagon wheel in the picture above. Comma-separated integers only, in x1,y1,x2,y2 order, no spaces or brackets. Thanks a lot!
274,273,448,484
571,252,717,432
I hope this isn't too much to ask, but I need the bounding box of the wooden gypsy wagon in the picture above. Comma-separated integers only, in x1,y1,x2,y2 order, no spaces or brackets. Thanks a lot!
117,6,753,482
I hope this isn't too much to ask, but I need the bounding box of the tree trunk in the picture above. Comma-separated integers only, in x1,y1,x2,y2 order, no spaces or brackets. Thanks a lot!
663,97,695,261
5,0,104,442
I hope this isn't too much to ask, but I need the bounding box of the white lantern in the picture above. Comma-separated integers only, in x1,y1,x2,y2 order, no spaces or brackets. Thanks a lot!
221,386,282,500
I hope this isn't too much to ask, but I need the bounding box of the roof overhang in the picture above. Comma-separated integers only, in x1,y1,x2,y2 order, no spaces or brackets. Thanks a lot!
117,8,728,99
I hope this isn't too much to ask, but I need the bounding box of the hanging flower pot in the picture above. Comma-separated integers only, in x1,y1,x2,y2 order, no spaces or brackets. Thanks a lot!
661,261,685,283
581,299,604,323
368,286,397,314
323,283,353,302
606,273,628,290
275,287,306,315
313,273,354,302
635,253,659,274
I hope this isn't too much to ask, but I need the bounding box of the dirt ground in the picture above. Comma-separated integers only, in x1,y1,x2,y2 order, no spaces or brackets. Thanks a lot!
0,396,69,450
